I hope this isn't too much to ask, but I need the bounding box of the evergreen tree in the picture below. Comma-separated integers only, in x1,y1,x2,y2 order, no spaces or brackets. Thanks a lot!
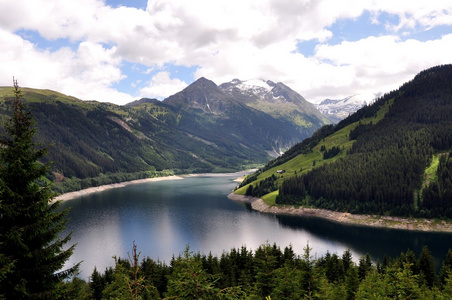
439,249,452,287
253,243,279,297
342,249,353,274
418,245,436,288
345,266,359,300
357,254,372,281
165,246,245,299
89,267,105,300
0,79,78,298
271,261,303,300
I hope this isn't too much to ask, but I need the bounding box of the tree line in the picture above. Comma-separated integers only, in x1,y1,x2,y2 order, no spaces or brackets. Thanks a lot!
245,174,279,198
61,242,452,300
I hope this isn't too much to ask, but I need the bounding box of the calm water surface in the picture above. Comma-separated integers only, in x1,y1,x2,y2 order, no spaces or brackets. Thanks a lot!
60,174,452,278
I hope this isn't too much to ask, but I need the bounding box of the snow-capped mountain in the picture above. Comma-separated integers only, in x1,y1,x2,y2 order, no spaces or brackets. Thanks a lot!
315,93,378,123
220,79,278,103
220,79,304,106
219,78,329,155
219,78,327,120
163,77,328,157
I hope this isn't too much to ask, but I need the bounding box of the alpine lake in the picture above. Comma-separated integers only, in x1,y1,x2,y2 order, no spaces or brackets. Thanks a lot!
59,173,452,279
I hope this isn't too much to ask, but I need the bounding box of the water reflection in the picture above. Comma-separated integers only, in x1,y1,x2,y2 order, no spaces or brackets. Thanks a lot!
271,212,452,269
60,175,452,279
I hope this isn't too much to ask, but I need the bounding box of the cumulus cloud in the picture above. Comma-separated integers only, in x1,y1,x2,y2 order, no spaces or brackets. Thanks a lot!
139,72,188,99
367,0,452,31
0,29,133,104
0,0,451,104
310,33,452,101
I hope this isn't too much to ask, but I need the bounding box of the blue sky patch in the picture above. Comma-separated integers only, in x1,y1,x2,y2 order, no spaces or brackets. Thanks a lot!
327,11,390,46
15,29,78,52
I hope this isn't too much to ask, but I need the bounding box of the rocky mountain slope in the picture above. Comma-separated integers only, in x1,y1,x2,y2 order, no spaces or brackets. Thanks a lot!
163,77,327,156
220,78,328,137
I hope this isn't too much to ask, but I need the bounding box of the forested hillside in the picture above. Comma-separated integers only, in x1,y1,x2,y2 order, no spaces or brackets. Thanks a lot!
0,76,327,194
0,88,262,193
238,65,452,218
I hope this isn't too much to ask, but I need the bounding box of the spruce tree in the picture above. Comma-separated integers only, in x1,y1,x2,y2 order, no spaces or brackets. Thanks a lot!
418,245,436,288
0,79,78,299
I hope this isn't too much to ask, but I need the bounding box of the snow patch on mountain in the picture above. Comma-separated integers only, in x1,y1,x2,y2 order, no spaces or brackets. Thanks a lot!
315,92,378,123
234,79,273,97
239,79,272,91
221,78,286,102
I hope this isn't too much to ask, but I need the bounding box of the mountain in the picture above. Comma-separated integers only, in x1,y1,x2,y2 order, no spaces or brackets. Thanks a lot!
124,97,160,106
235,65,452,219
0,87,258,193
0,77,327,193
219,78,329,137
315,93,377,123
164,77,235,114
163,77,327,156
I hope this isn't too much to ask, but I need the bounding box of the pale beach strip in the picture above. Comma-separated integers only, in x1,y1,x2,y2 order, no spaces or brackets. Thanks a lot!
53,175,184,202
52,170,253,203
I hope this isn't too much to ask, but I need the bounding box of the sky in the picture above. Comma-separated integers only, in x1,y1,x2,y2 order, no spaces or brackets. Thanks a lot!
0,0,451,105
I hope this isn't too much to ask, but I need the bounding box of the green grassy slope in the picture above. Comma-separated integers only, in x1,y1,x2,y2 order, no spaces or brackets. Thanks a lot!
235,98,394,204
236,65,452,218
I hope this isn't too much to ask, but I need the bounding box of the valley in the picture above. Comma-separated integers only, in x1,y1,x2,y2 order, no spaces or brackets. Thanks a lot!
0,77,328,194
3,2,452,298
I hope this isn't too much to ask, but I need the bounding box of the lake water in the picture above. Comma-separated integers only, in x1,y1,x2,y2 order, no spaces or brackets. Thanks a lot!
59,173,452,279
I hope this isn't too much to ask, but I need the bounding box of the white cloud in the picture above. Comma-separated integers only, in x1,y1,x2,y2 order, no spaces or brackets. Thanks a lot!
0,0,451,104
367,0,452,31
310,33,452,101
139,72,188,99
0,29,133,105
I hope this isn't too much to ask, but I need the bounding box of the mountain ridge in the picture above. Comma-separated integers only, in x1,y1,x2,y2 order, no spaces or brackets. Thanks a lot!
0,77,327,193
315,93,376,123
219,78,328,146
162,77,327,155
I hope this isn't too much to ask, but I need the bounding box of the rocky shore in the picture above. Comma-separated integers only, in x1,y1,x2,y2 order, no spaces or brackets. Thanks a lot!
227,193,452,233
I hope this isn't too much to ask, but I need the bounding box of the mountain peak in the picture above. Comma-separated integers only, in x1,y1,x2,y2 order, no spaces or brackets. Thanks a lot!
186,77,222,93
163,77,235,114
194,77,215,85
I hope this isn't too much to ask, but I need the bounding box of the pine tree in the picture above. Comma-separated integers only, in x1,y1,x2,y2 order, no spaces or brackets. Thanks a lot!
418,245,436,288
90,267,105,300
0,79,78,298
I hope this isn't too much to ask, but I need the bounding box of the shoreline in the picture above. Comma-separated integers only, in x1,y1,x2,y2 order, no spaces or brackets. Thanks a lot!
227,193,452,233
53,172,452,233
53,175,184,202
52,170,254,203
